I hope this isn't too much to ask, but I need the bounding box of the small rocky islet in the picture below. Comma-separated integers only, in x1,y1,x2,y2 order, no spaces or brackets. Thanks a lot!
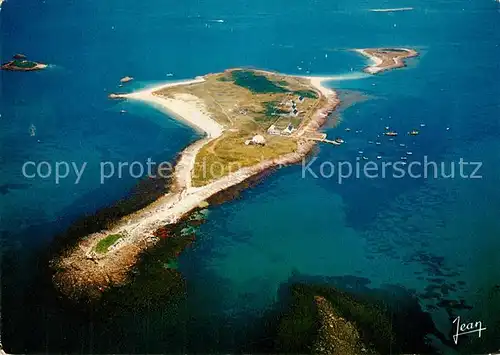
1,53,47,71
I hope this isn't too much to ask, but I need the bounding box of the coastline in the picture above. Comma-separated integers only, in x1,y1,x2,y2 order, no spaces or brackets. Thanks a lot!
123,77,224,139
52,72,340,300
354,48,418,74
1,61,48,71
354,49,383,74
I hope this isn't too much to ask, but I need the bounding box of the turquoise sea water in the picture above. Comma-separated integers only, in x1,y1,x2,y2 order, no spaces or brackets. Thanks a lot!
1,0,500,353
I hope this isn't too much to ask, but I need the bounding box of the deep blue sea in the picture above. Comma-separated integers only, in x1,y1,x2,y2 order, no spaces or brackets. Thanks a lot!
1,0,500,353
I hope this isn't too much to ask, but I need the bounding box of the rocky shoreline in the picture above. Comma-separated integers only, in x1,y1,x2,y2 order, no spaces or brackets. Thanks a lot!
355,48,418,74
51,76,340,301
1,54,47,71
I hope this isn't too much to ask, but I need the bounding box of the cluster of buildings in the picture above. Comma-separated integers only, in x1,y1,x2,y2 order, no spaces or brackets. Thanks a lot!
266,95,306,136
282,96,305,117
243,95,307,146
267,123,296,136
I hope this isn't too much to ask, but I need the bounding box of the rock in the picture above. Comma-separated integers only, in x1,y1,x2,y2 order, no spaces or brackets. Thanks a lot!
251,134,266,145
120,76,134,83
313,296,370,355
197,200,209,209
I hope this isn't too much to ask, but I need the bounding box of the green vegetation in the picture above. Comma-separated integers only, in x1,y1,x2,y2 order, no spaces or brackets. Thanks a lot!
263,101,289,118
98,218,200,312
231,70,289,93
156,68,324,186
95,234,122,253
216,75,233,82
11,60,37,69
192,132,297,187
275,286,320,353
275,284,393,354
313,296,369,355
294,89,318,99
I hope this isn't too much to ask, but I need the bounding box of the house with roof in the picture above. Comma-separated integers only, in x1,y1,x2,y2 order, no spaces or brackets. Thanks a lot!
282,123,295,135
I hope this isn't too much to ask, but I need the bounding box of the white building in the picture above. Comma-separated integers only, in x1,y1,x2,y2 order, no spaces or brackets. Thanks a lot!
245,134,266,146
267,124,281,135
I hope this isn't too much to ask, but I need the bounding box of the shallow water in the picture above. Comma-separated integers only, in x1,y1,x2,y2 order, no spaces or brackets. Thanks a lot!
1,0,500,353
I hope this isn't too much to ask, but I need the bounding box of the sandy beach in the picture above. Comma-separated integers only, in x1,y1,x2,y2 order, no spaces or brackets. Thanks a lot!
355,48,418,74
125,78,224,138
52,73,340,299
354,49,385,74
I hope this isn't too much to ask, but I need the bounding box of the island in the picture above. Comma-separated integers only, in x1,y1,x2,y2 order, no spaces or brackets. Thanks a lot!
52,51,418,300
120,76,134,84
1,54,48,71
355,48,418,74
53,68,340,299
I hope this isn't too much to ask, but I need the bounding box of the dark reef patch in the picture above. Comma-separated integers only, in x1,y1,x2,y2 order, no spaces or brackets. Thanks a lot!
47,159,178,259
0,182,31,195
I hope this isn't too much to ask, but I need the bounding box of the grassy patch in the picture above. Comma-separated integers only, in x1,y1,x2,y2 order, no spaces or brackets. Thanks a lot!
95,234,122,253
293,89,318,99
155,69,325,186
192,132,297,187
11,60,37,68
263,100,289,117
217,75,233,82
231,70,289,93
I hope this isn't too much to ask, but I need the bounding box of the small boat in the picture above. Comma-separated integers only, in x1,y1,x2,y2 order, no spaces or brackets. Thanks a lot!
368,140,374,144
345,128,351,132
362,156,369,160
409,130,419,136
407,151,413,155
335,138,344,144
399,143,406,147
420,123,426,127
385,126,390,130
358,150,364,154
120,109,127,114
401,156,408,160
385,131,398,137
377,155,382,159
446,127,450,131
375,141,381,145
